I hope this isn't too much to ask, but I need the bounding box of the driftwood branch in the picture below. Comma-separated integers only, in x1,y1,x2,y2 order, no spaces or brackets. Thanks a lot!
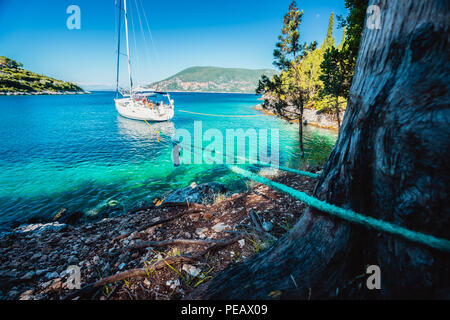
112,207,206,242
65,237,240,300
127,238,227,250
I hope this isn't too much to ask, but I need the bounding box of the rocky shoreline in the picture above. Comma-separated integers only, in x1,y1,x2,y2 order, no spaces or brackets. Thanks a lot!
254,104,343,131
0,168,321,300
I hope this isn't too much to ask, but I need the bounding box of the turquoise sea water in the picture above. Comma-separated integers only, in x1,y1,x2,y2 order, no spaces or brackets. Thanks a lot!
0,92,337,230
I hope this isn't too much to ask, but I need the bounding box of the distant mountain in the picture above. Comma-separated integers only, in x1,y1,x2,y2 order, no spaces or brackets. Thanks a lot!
147,66,277,94
0,56,84,95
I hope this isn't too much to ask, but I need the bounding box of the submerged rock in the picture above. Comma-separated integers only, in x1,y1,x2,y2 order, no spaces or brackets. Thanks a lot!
107,200,120,208
164,182,227,205
53,208,68,221
53,208,83,225
15,222,67,234
85,199,124,221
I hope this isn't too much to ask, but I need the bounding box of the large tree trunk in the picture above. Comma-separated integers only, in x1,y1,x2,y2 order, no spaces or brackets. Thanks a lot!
334,93,341,129
193,0,450,299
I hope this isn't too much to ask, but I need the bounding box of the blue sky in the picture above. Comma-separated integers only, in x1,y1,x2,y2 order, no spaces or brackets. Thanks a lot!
0,0,348,90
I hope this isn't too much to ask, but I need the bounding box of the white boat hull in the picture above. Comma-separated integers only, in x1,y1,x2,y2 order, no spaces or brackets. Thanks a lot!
117,116,175,139
115,98,174,122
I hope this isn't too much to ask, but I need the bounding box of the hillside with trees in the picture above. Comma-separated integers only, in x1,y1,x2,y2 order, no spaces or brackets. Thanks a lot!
0,57,84,95
148,66,277,93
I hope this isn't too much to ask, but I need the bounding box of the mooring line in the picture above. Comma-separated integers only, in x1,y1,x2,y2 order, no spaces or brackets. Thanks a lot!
178,109,267,117
229,165,450,253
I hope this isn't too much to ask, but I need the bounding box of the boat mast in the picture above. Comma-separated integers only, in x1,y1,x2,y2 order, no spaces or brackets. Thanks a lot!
115,0,122,98
123,0,133,95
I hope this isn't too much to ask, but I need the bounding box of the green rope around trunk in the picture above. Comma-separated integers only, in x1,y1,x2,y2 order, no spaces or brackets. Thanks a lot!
229,165,450,253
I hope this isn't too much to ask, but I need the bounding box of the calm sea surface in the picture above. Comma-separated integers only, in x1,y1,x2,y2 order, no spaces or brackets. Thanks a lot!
0,91,337,230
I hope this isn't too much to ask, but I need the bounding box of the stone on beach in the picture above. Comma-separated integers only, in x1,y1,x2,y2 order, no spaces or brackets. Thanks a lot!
21,271,36,280
212,222,228,233
166,279,180,289
182,264,201,277
195,227,208,239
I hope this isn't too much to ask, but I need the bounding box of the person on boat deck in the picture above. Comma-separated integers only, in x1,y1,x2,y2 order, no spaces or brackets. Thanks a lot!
141,98,152,108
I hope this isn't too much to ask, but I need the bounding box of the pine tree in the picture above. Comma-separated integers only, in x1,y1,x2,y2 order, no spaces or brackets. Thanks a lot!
338,27,347,50
257,1,315,158
337,0,369,81
321,13,335,50
320,47,352,129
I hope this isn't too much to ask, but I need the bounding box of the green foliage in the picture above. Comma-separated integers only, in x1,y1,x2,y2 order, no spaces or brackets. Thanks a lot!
0,57,83,93
337,0,369,81
321,13,335,50
338,27,347,51
319,46,349,128
257,1,326,156
257,7,338,117
314,95,347,113
320,47,352,99
257,1,317,120
317,0,368,127
0,56,23,69
258,0,368,126
273,1,304,70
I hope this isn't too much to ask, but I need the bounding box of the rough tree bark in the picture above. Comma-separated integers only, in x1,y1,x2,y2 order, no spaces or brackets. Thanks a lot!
334,92,341,129
193,0,450,299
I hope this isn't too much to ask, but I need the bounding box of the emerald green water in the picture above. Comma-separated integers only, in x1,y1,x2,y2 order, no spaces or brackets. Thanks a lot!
0,92,337,230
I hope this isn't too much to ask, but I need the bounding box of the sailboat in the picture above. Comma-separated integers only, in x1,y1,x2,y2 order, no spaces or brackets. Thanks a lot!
114,0,174,122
